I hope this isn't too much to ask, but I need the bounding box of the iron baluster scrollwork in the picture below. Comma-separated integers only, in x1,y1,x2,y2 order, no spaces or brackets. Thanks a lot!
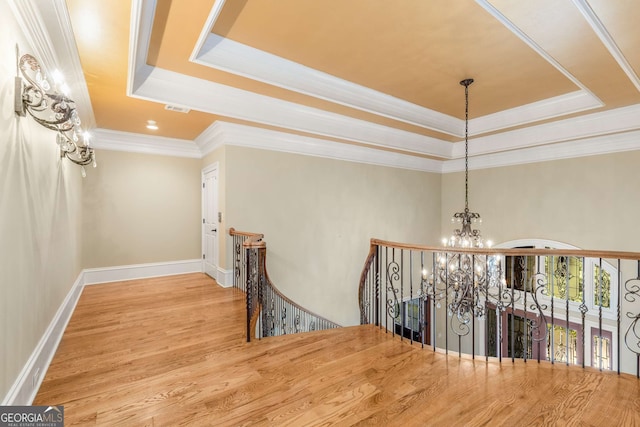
624,267,640,363
294,314,301,334
234,238,242,288
528,272,550,343
386,259,402,322
265,297,276,337
281,307,288,335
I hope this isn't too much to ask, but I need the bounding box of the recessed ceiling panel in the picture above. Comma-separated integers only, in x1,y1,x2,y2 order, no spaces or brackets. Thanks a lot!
212,0,577,118
489,0,640,109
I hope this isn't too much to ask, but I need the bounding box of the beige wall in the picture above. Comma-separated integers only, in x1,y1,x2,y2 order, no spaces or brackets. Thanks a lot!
0,4,83,399
81,150,201,268
226,146,442,326
440,152,640,252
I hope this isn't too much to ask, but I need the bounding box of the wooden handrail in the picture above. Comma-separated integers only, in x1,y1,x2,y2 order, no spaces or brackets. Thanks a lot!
370,238,640,260
229,227,265,248
229,227,264,238
358,243,378,325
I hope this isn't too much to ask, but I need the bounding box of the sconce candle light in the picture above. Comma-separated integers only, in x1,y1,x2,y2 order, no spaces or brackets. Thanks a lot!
14,48,96,177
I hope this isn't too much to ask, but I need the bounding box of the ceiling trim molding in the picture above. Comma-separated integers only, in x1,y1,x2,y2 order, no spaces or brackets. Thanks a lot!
218,122,444,173
475,0,603,108
127,0,156,96
471,90,599,135
133,66,453,158
128,0,632,163
452,103,640,158
9,0,96,129
193,11,603,137
194,33,462,137
94,119,640,175
92,122,443,172
443,129,640,173
91,128,201,158
189,0,226,63
8,0,58,75
194,121,225,156
571,0,640,93
189,1,605,137
127,0,453,159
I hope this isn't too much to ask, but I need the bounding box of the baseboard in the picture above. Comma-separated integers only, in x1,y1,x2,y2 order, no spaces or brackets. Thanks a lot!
1,271,85,406
83,259,203,285
216,267,233,288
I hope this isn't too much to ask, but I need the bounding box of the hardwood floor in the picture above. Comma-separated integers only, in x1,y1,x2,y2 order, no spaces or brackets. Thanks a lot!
35,273,640,426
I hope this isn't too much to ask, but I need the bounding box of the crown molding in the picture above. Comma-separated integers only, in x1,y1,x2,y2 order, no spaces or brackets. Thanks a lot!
194,121,225,156
97,118,640,175
94,122,444,172
442,129,640,173
219,122,444,173
91,128,201,158
29,0,638,174
128,0,611,157
132,65,453,158
571,0,640,93
452,103,640,159
471,90,599,136
8,0,57,73
127,1,451,158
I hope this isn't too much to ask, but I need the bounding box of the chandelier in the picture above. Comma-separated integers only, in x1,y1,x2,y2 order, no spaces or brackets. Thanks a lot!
424,79,509,336
15,50,96,176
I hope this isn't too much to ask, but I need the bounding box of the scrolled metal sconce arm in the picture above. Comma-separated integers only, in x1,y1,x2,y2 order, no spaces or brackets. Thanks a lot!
14,48,96,176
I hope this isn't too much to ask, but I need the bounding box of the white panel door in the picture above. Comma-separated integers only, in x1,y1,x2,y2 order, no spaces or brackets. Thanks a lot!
202,167,218,279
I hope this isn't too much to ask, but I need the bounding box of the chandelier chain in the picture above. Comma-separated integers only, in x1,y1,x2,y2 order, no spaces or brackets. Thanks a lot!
464,82,469,211
460,78,473,212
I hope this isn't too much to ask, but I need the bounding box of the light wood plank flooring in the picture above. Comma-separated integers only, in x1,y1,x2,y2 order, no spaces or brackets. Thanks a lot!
35,273,640,426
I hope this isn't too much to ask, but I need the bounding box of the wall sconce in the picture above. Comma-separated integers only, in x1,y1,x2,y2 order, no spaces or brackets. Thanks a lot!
14,49,96,177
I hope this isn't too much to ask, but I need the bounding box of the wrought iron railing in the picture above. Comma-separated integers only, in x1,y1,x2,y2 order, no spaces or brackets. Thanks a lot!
359,238,640,377
230,228,263,292
230,228,340,341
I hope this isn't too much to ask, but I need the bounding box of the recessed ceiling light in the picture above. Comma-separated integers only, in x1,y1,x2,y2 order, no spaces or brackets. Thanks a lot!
146,120,158,130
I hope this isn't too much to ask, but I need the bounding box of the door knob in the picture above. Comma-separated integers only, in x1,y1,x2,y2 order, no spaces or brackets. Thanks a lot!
212,229,217,232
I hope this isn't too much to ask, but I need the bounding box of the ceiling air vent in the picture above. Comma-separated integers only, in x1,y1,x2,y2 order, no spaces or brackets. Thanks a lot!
164,104,190,113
